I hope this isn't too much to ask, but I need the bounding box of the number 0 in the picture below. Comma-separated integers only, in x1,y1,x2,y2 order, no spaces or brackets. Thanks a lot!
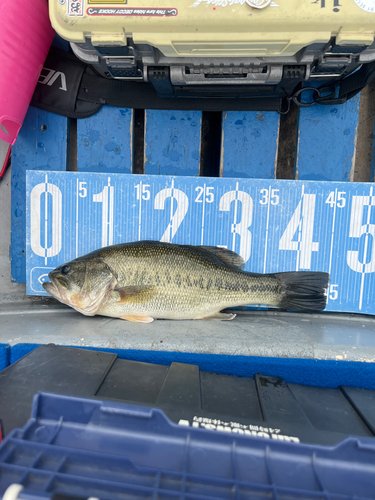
30,181,62,260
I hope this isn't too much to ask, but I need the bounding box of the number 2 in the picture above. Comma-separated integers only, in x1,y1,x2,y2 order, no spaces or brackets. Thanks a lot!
155,185,189,242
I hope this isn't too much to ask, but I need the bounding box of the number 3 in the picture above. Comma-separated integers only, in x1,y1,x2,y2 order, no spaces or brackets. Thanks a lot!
219,187,253,262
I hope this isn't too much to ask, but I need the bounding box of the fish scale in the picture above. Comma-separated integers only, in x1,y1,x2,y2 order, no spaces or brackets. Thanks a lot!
43,241,330,323
101,245,279,316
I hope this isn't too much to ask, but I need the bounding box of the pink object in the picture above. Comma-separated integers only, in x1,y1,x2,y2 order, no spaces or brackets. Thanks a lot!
0,0,55,145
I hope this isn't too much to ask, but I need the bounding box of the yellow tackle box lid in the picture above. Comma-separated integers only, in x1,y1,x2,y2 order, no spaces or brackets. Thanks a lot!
50,0,375,58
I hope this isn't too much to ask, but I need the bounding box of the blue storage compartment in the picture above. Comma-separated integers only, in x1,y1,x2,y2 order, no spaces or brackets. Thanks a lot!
0,392,375,499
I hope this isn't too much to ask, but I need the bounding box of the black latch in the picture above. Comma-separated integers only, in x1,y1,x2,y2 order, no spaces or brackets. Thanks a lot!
148,66,174,97
282,65,306,80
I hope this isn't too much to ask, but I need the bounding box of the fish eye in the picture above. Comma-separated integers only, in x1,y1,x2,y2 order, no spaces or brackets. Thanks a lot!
61,265,71,275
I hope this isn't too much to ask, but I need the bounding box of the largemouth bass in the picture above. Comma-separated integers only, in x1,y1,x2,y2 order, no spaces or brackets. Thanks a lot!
43,241,329,323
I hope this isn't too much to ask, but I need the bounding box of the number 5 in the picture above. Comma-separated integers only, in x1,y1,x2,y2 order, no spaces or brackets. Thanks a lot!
78,182,87,198
347,195,375,273
329,284,338,301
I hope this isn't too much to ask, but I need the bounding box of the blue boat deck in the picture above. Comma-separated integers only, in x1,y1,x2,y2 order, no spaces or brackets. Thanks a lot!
10,92,371,282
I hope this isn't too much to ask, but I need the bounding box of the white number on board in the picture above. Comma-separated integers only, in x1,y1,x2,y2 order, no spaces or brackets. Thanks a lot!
325,190,346,208
219,186,253,262
279,193,319,270
195,186,214,203
135,183,150,201
155,185,189,242
259,188,279,206
78,182,87,198
328,284,338,301
93,179,114,248
347,195,375,274
30,178,62,263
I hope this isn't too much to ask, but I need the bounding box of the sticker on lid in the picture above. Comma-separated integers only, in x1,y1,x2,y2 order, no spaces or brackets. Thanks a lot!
353,0,375,12
190,0,279,7
88,0,127,3
87,7,178,15
68,0,84,16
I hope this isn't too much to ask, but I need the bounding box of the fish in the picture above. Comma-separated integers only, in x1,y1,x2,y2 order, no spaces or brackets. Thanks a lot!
42,240,330,323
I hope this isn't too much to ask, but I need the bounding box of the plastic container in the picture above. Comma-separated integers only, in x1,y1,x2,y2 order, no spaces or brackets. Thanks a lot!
0,392,375,499
1,345,375,446
0,0,54,145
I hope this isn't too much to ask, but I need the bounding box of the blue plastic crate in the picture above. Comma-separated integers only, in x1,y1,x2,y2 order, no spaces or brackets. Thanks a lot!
0,392,374,499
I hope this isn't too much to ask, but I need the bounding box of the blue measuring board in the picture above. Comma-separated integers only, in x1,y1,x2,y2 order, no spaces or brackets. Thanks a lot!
26,171,375,315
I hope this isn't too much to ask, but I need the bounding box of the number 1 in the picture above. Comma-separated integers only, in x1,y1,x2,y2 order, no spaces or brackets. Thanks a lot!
93,178,114,248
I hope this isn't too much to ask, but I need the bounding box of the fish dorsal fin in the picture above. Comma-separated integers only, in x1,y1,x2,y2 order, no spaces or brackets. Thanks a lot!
200,246,246,270
112,285,154,303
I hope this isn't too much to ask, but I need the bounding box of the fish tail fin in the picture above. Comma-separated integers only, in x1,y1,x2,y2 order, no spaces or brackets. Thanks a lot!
275,271,330,312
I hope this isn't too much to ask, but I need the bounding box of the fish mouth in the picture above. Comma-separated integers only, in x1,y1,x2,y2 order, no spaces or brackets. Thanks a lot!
42,275,65,300
42,281,58,298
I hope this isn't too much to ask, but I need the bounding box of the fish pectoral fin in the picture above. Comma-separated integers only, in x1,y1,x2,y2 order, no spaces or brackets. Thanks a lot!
112,285,154,303
120,315,154,323
199,312,237,321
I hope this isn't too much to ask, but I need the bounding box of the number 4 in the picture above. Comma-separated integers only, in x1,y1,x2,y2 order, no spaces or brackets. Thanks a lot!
279,193,319,270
